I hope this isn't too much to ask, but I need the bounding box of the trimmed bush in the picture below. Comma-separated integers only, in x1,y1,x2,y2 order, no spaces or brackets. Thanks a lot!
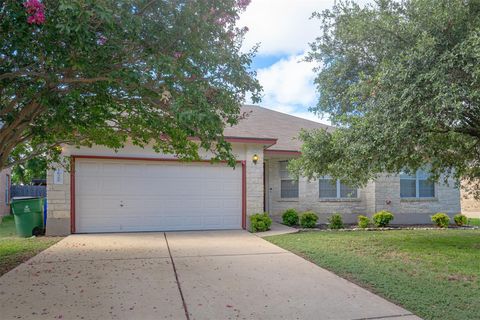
250,213,272,232
300,211,318,228
328,213,344,229
358,215,370,228
372,210,394,227
453,214,467,227
282,209,299,226
431,213,450,228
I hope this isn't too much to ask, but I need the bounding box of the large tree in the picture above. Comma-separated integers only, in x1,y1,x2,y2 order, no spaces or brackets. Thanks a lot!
0,0,260,170
290,0,480,194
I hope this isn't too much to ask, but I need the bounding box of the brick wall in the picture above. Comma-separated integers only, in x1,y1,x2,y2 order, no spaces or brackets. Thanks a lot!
266,159,461,224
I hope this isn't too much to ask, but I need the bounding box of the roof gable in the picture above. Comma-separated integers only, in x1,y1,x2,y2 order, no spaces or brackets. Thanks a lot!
224,105,331,151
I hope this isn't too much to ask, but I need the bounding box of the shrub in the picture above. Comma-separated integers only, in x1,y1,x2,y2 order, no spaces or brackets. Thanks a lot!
282,209,299,226
300,211,318,228
431,213,450,228
372,210,394,227
358,215,370,228
250,213,272,232
453,214,467,227
328,213,344,229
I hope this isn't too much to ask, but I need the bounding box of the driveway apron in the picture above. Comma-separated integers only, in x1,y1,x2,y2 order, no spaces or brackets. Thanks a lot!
0,231,420,320
0,233,184,320
166,230,420,320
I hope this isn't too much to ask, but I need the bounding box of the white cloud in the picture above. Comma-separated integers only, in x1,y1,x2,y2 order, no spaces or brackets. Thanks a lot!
255,53,330,124
257,54,316,106
239,0,372,56
239,0,372,124
239,0,323,55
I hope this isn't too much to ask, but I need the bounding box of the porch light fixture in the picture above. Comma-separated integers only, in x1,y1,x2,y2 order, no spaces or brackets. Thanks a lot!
252,154,259,164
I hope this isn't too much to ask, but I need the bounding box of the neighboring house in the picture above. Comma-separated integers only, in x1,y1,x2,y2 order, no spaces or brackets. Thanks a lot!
46,105,461,235
0,168,11,217
460,184,480,218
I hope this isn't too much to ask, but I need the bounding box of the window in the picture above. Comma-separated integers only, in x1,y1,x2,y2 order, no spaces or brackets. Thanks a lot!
400,170,435,198
319,176,358,199
279,161,298,198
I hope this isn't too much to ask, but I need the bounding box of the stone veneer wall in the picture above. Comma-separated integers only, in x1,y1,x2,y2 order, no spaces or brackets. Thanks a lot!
46,165,71,235
267,159,461,224
245,145,265,229
267,159,369,224
373,174,461,224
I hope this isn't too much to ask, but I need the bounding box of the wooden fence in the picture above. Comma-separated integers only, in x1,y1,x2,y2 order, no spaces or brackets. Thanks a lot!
10,185,46,198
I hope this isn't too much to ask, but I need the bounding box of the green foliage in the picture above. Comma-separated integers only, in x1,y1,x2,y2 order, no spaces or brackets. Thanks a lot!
453,214,468,227
431,213,450,228
372,211,394,227
357,215,370,229
282,208,299,226
300,211,318,228
11,156,46,185
0,0,260,170
250,213,272,232
291,0,480,195
467,218,480,226
266,230,480,320
328,213,344,229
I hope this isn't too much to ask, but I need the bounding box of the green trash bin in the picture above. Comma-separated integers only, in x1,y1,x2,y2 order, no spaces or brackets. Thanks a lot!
11,198,45,237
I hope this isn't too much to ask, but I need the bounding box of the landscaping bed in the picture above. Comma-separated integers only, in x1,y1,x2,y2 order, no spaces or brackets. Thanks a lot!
0,215,62,276
266,229,480,320
293,223,479,231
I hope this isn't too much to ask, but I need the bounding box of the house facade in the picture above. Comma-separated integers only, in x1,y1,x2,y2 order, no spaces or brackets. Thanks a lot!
46,105,461,235
0,168,11,217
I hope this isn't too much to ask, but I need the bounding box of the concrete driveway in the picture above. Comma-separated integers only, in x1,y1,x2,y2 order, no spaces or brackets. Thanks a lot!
0,231,420,320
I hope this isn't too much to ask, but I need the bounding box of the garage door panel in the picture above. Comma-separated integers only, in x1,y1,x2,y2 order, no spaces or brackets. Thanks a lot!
100,177,124,195
76,177,102,195
75,159,242,232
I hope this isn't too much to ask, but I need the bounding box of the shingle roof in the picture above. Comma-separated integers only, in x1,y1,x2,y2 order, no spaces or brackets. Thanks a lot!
224,105,331,151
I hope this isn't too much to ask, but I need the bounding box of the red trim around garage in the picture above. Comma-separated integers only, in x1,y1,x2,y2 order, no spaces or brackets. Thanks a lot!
70,158,75,233
69,155,246,233
264,149,301,156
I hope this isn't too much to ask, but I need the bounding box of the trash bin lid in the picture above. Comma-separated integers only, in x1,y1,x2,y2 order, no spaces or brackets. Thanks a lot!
11,197,41,201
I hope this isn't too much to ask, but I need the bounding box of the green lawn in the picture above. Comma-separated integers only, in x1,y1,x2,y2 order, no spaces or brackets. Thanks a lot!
0,215,62,276
266,230,480,320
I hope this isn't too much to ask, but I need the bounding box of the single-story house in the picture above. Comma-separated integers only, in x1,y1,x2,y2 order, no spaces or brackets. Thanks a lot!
46,105,461,235
0,168,11,217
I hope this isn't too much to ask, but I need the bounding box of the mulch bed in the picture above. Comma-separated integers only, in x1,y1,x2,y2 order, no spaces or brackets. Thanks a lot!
292,223,479,232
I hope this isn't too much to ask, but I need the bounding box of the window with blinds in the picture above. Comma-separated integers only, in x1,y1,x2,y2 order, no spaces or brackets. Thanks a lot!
400,170,435,198
279,161,298,198
319,176,357,199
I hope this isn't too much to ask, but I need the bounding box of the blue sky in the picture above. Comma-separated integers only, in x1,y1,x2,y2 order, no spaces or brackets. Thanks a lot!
238,0,368,124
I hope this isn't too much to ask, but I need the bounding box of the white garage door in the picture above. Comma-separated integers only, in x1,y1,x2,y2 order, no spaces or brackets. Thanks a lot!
75,159,242,233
